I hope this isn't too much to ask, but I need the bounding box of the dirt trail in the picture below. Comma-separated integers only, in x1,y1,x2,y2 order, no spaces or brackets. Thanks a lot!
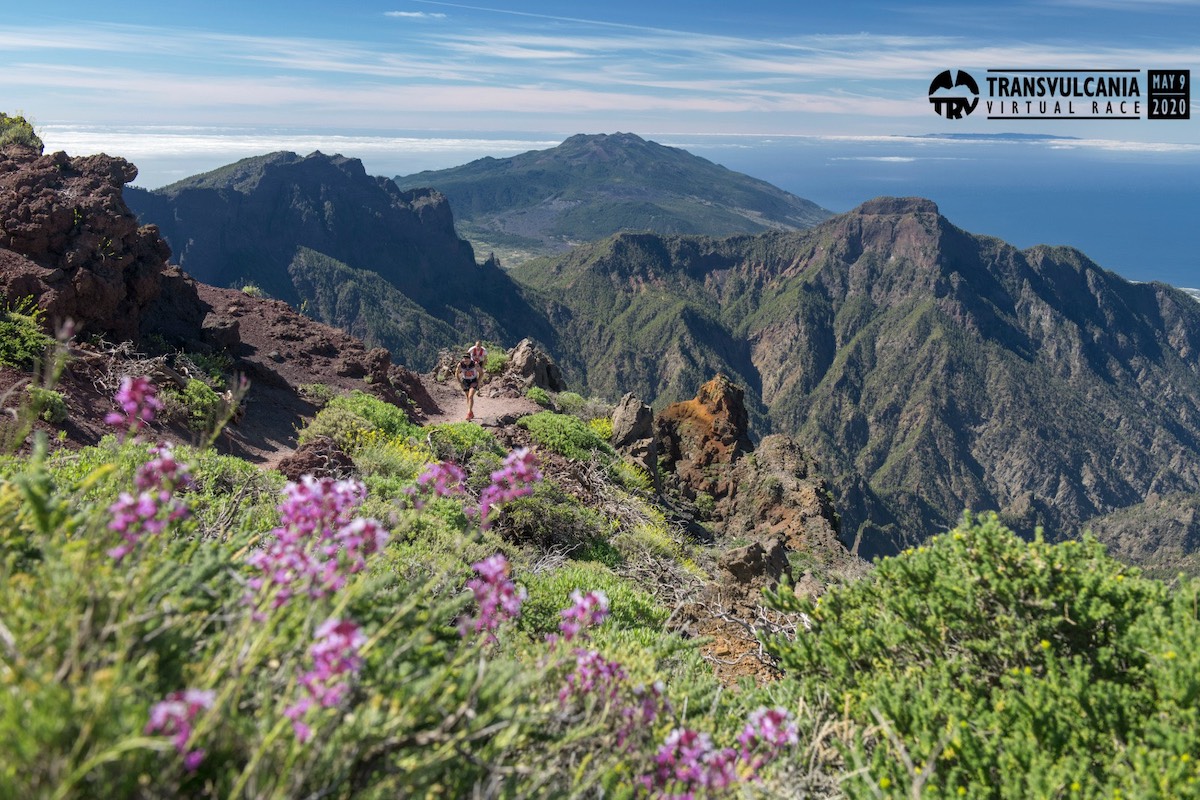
417,374,543,427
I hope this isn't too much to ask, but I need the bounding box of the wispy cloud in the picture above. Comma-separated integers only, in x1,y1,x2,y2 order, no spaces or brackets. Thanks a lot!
832,156,919,162
384,11,447,19
5,13,1200,137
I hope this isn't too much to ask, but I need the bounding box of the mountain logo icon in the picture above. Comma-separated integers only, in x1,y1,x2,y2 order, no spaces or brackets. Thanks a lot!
928,70,980,119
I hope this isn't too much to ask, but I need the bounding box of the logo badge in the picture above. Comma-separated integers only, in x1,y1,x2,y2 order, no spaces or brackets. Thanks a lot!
929,70,980,119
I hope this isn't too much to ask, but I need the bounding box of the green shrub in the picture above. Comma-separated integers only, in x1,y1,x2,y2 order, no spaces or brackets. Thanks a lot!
182,351,232,386
588,416,613,441
554,391,586,414
425,421,502,464
182,379,223,432
297,404,376,452
0,112,42,152
766,511,1200,799
612,520,682,563
517,411,615,461
298,383,337,407
0,296,53,369
554,392,612,422
609,459,653,493
518,562,669,639
327,390,418,439
497,482,614,556
525,386,551,407
354,439,434,501
484,349,508,375
25,386,67,424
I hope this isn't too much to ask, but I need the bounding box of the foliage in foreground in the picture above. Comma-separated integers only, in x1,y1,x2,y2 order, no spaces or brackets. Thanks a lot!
0,295,54,369
766,512,1200,799
8,368,1200,798
0,380,805,798
519,409,615,461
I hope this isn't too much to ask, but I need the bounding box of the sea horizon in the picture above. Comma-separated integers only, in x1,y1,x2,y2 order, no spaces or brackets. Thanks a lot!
38,123,1200,288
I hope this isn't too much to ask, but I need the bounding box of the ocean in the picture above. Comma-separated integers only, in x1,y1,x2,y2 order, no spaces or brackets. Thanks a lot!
41,125,1199,287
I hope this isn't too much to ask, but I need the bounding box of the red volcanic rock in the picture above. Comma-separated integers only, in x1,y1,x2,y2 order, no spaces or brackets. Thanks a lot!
655,374,753,501
0,145,202,343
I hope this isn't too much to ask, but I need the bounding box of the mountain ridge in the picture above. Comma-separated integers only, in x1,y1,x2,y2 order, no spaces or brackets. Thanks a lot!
394,132,832,265
126,150,557,369
124,140,1200,570
513,196,1200,565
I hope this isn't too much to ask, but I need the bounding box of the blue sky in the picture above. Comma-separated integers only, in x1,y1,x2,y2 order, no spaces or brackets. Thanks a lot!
3,2,1199,283
7,1,1198,140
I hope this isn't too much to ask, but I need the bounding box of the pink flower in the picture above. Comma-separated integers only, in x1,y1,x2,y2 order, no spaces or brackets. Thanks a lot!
638,718,780,796
145,688,215,771
245,477,388,608
617,681,667,748
411,461,467,505
558,589,609,641
458,553,526,642
107,444,191,562
558,648,627,706
738,706,799,754
478,448,541,527
736,706,798,776
106,375,164,439
285,617,367,740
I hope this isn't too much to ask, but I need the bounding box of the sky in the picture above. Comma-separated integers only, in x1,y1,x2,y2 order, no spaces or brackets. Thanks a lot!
3,1,1198,283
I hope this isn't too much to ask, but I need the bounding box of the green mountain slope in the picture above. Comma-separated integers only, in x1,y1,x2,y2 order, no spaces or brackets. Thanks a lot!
127,151,557,368
514,197,1200,563
395,132,831,265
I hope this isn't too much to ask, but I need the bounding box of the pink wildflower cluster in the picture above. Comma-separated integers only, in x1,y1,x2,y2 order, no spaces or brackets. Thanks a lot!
559,648,627,705
546,589,669,748
245,476,388,608
459,553,526,641
642,728,738,796
105,375,164,438
638,707,798,797
408,449,541,525
478,447,541,526
737,706,800,765
407,460,467,508
145,689,215,772
619,681,666,746
285,618,367,742
558,589,609,642
107,444,191,562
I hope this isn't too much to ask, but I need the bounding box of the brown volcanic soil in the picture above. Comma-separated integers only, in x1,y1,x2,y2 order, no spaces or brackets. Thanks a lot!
194,283,395,464
1,283,427,464
418,371,543,428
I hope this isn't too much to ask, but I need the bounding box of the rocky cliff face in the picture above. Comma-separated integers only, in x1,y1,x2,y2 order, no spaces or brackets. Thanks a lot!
655,374,852,685
0,145,204,344
656,375,844,564
126,151,556,370
127,152,472,306
515,198,1200,567
0,143,434,461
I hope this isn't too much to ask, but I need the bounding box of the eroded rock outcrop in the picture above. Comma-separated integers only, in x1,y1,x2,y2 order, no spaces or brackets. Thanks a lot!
660,375,851,685
508,338,565,392
610,392,658,489
656,374,843,562
0,145,205,344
